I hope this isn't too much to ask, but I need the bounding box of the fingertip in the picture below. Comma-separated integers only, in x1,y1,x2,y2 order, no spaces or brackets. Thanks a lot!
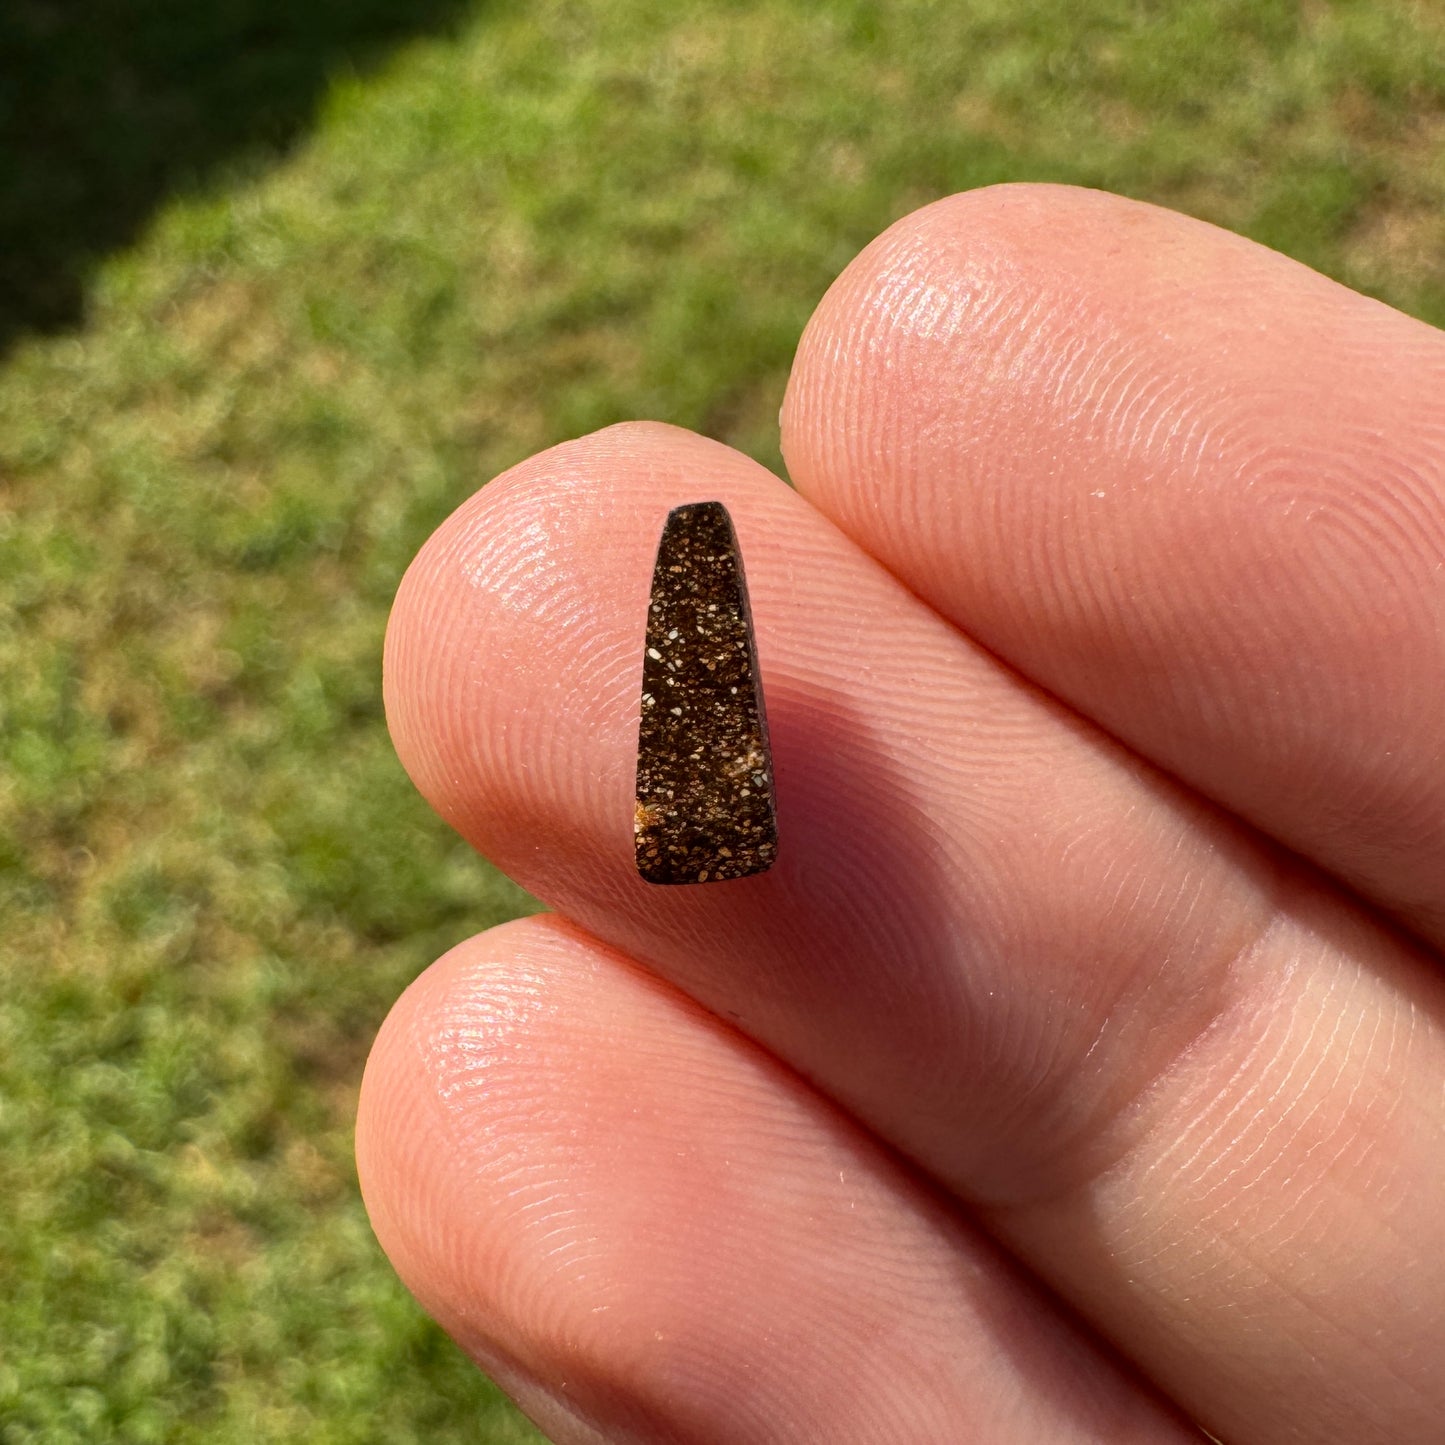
780,182,1237,494
356,914,1199,1445
779,181,1445,944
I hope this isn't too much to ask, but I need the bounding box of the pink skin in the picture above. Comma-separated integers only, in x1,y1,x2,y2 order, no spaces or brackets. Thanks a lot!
359,185,1445,1444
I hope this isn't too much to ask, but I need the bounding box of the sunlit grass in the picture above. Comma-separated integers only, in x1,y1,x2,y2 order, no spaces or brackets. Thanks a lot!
2,0,1442,1438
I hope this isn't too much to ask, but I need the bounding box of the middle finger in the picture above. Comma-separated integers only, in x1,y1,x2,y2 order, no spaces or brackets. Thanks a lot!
386,421,1445,1444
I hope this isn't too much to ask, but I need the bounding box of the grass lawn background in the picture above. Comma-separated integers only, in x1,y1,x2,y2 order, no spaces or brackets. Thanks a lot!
2,1,1442,1439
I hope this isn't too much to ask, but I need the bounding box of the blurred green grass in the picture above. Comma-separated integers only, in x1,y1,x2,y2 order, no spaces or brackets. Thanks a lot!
1,0,1442,1439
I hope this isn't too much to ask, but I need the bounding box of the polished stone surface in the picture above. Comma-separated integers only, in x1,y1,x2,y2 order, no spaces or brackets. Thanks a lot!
634,501,776,884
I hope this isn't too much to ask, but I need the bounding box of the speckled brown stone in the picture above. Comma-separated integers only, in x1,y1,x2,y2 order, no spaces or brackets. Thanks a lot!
634,501,776,885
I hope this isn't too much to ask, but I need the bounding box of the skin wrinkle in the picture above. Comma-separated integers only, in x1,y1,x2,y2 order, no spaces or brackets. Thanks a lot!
1086,839,1210,1069
1015,875,1281,1208
402,570,465,803
1290,1000,1420,1261
942,780,1283,1208
1193,990,1347,1213
950,336,1235,693
1089,905,1304,1208
462,510,560,617
985,287,1065,396
1099,946,1431,1419
1267,992,1380,1196
1360,1003,1408,1188
1273,468,1436,623
1134,372,1203,461
1083,341,1165,455
1193,992,1325,1207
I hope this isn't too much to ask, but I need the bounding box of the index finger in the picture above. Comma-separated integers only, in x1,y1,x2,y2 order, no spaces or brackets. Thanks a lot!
782,183,1445,948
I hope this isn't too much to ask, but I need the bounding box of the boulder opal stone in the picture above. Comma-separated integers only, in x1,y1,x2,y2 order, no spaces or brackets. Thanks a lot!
634,501,777,884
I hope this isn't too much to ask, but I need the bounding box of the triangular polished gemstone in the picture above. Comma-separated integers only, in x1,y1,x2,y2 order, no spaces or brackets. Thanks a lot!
634,501,777,884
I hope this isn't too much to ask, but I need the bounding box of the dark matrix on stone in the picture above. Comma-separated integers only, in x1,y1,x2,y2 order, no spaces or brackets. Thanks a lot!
634,501,777,884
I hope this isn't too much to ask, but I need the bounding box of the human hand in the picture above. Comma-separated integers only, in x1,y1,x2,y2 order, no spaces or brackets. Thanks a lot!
357,184,1445,1444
